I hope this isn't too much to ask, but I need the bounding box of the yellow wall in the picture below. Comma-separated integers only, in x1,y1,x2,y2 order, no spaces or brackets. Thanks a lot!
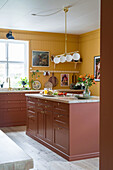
79,29,100,96
0,29,79,89
0,28,100,95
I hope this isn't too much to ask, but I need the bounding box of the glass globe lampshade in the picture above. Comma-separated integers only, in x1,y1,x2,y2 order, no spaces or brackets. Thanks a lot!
73,52,80,61
54,56,60,64
66,55,73,62
60,55,66,63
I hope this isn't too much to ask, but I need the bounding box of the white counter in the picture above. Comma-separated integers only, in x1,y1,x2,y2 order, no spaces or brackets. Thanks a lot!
0,130,33,170
25,94,100,104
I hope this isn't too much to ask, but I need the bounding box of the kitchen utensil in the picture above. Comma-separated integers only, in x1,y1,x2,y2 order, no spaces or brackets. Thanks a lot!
44,81,53,89
48,73,58,87
43,71,50,76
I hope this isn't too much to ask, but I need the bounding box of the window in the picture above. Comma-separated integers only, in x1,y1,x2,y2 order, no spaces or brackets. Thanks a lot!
0,40,29,88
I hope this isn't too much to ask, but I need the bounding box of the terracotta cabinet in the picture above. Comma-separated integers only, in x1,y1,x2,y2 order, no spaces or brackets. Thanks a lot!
0,92,39,127
26,96,99,161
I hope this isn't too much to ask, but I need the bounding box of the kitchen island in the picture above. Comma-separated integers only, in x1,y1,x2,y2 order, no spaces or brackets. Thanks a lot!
25,94,99,161
0,89,83,127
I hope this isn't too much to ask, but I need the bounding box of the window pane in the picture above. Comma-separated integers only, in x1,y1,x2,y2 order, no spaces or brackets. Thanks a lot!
0,42,7,61
8,63,25,87
0,63,7,83
8,43,25,62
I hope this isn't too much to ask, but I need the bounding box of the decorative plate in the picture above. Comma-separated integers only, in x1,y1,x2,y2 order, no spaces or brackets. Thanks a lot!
32,80,41,90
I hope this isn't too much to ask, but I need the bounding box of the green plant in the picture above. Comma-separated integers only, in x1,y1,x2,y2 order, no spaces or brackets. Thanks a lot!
18,77,29,87
31,70,40,84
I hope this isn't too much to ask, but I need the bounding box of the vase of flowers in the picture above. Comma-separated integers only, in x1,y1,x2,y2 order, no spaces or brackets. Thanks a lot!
77,74,96,97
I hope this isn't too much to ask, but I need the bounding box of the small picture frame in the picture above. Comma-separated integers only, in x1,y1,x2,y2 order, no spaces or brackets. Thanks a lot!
94,56,100,81
61,74,69,86
32,51,49,67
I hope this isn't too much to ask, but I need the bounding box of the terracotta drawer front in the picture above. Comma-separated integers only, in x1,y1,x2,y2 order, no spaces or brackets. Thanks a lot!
0,93,25,101
0,101,26,108
54,108,69,115
44,104,53,111
27,105,35,112
36,102,45,108
53,102,69,111
53,112,68,123
27,97,36,103
27,101,36,108
53,117,69,129
27,110,35,116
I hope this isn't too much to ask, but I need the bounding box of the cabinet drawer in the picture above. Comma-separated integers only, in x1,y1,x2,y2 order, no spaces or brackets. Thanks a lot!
0,93,25,101
27,105,35,112
27,110,35,116
0,100,26,109
53,119,68,128
54,108,69,115
54,112,68,123
53,102,69,111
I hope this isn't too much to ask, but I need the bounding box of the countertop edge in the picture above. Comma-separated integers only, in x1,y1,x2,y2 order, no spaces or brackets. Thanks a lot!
25,94,100,104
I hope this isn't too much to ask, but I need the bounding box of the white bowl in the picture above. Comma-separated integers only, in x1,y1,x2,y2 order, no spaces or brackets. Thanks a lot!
66,55,73,62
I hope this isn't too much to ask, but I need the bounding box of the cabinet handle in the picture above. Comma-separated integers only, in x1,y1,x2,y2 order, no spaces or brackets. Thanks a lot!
57,127,62,130
45,105,49,108
45,101,47,103
58,103,60,106
38,104,42,106
41,111,45,114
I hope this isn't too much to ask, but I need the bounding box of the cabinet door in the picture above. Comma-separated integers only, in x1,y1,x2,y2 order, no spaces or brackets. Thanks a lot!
53,124,69,154
27,114,36,136
36,109,45,139
44,110,53,144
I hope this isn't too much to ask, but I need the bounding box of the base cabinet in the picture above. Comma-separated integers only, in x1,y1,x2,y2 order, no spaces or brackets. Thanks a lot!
0,92,39,127
26,96,99,161
53,124,68,154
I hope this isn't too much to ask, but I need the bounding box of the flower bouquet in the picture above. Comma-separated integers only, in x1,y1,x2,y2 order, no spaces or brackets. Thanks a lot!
77,74,96,97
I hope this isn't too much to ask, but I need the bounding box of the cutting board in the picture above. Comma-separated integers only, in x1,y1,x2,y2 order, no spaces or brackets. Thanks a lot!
48,73,58,87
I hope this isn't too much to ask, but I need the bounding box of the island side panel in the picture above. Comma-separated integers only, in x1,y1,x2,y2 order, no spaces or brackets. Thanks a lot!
69,102,99,161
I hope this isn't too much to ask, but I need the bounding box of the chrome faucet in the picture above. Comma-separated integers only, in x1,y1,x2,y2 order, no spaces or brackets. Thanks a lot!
6,77,12,91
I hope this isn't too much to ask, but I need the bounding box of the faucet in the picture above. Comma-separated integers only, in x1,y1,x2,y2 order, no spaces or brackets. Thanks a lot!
6,77,12,91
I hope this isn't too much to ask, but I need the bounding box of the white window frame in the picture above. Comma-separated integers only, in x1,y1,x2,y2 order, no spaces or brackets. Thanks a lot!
0,39,29,83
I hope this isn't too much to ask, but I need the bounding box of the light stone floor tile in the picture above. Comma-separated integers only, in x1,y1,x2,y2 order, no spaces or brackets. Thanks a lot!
0,126,99,170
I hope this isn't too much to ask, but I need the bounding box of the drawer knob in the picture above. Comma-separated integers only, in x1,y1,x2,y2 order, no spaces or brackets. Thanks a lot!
58,103,59,106
41,111,45,114
57,127,62,130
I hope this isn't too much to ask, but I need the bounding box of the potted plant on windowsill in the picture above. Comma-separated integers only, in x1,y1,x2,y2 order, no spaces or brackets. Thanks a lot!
19,77,29,89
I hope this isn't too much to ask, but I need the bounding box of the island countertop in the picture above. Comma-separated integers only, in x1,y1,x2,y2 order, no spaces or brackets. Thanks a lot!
0,89,83,93
25,94,100,104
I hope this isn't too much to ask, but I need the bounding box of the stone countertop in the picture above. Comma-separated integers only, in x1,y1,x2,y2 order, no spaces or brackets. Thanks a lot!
0,89,83,93
0,89,41,93
0,130,33,170
25,94,100,104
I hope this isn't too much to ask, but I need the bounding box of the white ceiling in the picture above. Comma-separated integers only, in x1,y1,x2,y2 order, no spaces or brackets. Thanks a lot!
0,0,100,34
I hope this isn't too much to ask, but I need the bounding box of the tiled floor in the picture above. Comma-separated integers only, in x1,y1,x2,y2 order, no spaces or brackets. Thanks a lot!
1,126,99,170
